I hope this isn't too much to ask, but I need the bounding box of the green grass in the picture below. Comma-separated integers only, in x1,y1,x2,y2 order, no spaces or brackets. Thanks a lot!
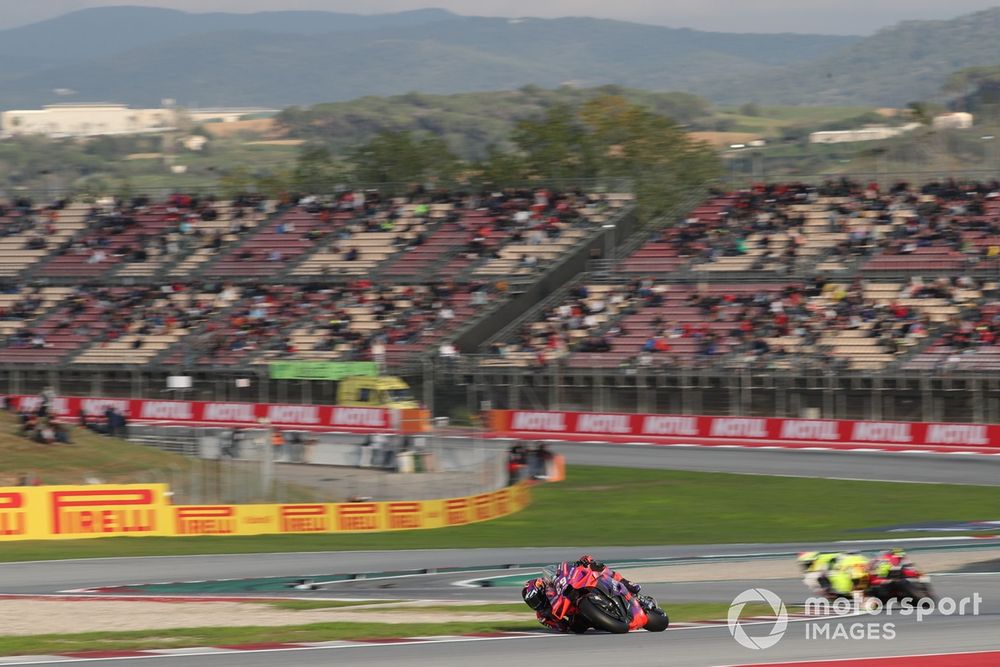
715,106,876,136
259,599,400,611
0,602,772,655
0,413,194,487
0,622,536,656
2,465,996,562
0,413,319,503
755,106,876,123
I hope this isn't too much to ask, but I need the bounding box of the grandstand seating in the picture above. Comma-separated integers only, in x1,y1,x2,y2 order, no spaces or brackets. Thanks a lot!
293,202,441,278
38,205,181,279
2,181,998,374
0,203,90,277
487,275,982,371
202,209,329,278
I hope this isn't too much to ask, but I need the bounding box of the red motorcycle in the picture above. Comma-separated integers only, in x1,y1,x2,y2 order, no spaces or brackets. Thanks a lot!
534,562,669,634
868,563,935,604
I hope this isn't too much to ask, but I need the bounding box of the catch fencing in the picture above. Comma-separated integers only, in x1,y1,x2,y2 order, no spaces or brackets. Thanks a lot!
126,424,507,505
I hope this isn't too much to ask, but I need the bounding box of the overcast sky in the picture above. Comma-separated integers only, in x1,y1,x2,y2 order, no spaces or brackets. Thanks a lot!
3,0,1000,34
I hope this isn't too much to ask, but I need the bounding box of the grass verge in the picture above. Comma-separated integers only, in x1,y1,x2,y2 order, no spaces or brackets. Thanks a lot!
0,622,536,656
259,599,401,611
0,413,193,487
0,602,770,655
2,465,996,562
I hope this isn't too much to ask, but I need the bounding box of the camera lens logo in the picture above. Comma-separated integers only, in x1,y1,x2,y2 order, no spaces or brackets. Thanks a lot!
728,588,788,650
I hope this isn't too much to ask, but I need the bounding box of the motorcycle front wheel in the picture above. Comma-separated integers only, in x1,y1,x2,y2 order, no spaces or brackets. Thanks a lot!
578,593,630,634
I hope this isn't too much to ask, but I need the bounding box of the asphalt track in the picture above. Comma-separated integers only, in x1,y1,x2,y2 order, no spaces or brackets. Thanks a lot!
2,542,999,666
30,618,997,667
2,445,999,665
548,441,1000,486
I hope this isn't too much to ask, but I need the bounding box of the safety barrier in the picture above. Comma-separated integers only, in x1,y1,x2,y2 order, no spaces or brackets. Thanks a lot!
488,409,1000,449
5,394,430,433
0,482,531,542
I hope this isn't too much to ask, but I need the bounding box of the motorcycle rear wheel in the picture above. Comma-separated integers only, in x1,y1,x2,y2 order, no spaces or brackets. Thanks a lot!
644,608,669,632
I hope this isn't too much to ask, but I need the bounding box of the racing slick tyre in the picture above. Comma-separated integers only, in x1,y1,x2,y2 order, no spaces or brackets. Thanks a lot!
568,616,591,634
578,593,630,634
900,581,934,604
644,608,669,632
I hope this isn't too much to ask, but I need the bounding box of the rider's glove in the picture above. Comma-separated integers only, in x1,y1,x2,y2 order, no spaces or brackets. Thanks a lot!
625,581,641,594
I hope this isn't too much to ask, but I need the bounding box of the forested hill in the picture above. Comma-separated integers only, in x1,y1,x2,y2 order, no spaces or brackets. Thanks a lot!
0,7,855,109
2,6,999,109
276,87,715,159
710,7,1000,106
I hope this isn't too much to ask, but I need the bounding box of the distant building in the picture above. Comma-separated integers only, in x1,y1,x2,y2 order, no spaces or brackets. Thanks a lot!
809,123,921,145
932,112,974,130
181,135,208,151
186,108,278,124
0,104,177,138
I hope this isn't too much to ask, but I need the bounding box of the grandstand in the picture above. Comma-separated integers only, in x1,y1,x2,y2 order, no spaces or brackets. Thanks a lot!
0,188,634,373
482,179,1000,376
2,179,999,414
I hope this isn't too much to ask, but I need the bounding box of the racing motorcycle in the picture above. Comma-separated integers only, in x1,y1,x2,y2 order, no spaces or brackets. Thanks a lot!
867,563,935,604
537,563,669,634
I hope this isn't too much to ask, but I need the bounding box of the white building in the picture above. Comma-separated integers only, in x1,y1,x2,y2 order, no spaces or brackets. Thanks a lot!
809,123,921,145
187,108,278,123
0,104,178,138
932,112,974,130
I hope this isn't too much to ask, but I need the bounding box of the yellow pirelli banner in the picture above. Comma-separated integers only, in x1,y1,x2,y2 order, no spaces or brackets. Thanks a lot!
0,483,531,541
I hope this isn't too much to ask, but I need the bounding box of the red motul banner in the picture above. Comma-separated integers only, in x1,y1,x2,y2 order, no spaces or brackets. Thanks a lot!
5,394,403,432
489,410,1000,449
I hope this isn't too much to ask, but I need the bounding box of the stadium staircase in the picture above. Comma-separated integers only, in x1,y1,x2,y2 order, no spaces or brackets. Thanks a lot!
451,204,638,354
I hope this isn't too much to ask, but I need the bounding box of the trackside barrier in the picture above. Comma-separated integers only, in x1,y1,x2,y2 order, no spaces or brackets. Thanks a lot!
0,482,531,541
4,394,430,434
488,409,1000,449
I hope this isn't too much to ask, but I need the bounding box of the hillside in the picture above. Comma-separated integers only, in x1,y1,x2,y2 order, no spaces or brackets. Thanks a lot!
0,6,458,74
708,8,1000,105
277,86,717,158
0,7,857,109
4,7,1000,109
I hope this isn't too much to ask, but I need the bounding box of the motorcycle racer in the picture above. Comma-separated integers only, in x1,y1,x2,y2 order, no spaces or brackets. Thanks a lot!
798,551,842,597
522,555,651,632
869,547,908,580
826,552,870,604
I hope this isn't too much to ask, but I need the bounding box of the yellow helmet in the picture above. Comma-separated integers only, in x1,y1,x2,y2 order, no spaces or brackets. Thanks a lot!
797,551,820,570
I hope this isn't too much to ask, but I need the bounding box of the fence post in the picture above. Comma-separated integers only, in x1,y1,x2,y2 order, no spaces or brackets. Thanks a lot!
822,371,835,418
973,377,985,423
423,358,435,417
729,372,741,416
508,370,519,410
921,376,934,422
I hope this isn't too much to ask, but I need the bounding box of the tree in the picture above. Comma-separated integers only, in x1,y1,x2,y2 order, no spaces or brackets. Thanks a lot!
906,101,936,126
476,143,528,186
578,96,720,221
943,65,1000,119
350,131,461,185
291,145,345,193
508,104,598,181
